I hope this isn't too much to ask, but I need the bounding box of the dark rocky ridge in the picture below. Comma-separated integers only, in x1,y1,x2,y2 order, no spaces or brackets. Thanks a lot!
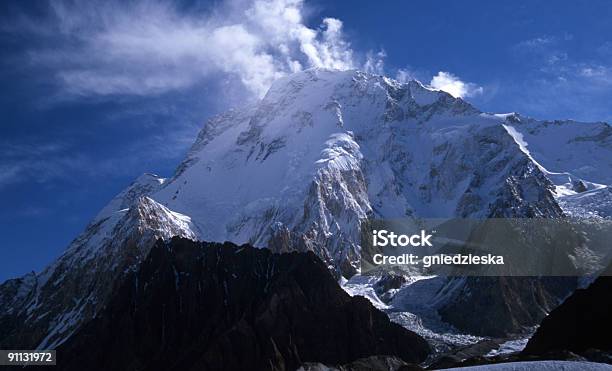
56,238,430,371
300,355,425,371
524,269,612,356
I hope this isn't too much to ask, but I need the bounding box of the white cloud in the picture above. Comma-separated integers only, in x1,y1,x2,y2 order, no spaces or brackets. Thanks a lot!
12,0,492,104
429,71,483,98
0,142,86,188
20,0,356,98
579,65,612,84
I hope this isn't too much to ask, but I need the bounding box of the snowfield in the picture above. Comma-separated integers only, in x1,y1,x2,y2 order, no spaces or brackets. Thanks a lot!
441,361,612,370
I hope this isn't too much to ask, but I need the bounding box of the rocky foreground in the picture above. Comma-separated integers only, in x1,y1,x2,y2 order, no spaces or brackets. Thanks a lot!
55,238,430,371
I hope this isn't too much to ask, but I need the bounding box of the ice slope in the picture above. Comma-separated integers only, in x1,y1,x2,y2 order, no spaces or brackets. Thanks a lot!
502,115,612,185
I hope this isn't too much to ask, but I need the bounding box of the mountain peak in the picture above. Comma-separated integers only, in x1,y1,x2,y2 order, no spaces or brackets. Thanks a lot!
30,68,608,281
140,69,569,276
95,173,167,222
2,68,611,353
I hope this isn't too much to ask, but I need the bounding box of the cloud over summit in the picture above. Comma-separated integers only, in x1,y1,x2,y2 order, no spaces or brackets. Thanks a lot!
21,0,355,98
7,0,487,102
429,71,483,98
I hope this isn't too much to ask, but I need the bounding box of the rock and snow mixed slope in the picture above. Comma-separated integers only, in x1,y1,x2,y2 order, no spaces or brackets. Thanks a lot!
1,68,611,351
150,69,610,275
0,175,198,349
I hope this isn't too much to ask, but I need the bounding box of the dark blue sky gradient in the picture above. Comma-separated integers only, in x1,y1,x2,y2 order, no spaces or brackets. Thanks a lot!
1,0,612,281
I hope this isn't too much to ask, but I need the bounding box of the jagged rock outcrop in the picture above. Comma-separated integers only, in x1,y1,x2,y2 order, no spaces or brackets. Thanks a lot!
56,238,430,371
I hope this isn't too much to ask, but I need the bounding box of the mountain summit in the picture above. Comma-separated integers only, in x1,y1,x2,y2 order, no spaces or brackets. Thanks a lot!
153,68,609,275
1,68,611,351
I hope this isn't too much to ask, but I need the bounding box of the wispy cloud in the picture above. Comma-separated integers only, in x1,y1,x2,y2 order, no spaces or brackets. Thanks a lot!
512,35,570,69
579,65,612,85
7,0,489,102
6,0,492,103
0,121,197,190
506,35,612,120
0,142,85,188
395,68,416,83
13,0,356,99
514,36,556,50
429,71,483,98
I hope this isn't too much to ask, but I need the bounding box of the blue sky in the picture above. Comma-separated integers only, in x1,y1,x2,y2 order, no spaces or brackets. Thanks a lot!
1,0,612,281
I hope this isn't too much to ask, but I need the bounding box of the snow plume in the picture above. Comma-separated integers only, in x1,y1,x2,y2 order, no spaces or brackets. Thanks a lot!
429,71,483,98
363,50,387,75
395,69,417,83
20,0,355,98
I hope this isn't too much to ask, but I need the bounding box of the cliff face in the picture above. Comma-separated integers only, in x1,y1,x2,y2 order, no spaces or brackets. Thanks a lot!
56,238,430,371
437,276,577,337
524,270,612,356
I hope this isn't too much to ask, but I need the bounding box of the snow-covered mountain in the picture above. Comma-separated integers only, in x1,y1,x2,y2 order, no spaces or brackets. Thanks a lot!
151,68,609,275
1,68,611,350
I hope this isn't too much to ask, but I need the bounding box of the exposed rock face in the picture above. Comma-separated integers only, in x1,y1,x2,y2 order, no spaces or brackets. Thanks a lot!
56,238,430,371
436,276,576,337
573,180,588,193
523,270,612,355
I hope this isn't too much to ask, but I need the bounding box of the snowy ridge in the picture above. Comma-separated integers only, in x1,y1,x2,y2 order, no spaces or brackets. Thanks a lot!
148,69,578,274
1,68,611,351
500,114,612,218
94,173,167,222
